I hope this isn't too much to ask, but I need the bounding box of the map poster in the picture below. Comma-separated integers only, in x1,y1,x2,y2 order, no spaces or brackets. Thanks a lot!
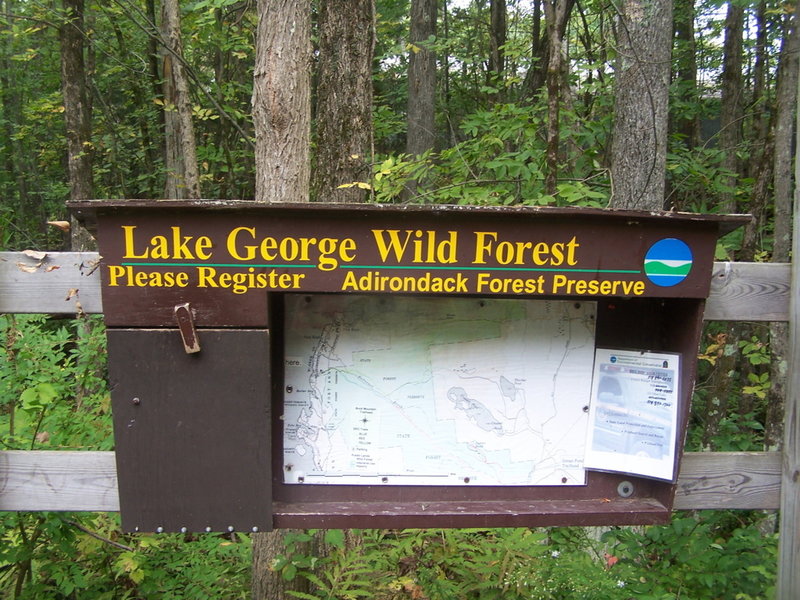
583,348,681,481
282,294,597,486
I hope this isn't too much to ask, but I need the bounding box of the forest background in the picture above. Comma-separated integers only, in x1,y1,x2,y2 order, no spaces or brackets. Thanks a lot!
0,0,796,598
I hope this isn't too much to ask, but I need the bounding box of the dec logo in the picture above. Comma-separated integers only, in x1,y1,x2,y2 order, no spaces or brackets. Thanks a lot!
644,239,693,287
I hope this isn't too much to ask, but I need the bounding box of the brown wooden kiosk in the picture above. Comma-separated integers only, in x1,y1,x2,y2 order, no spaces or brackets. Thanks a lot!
70,200,748,533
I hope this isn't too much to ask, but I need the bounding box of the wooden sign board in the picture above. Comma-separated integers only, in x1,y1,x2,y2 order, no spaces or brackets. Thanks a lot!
71,201,748,532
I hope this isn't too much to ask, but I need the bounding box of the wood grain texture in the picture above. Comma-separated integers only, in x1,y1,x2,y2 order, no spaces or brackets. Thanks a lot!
0,451,119,511
0,251,102,314
777,198,800,599
704,261,790,322
0,450,781,513
674,451,782,510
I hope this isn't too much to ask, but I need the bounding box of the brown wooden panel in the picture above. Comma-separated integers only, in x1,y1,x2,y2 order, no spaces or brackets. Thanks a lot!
107,329,271,533
272,498,671,529
77,203,746,327
269,294,689,527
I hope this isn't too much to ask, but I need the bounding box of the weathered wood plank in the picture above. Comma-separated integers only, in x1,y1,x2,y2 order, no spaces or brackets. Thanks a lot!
674,451,782,510
0,251,102,315
777,195,800,599
704,261,790,322
0,451,119,511
0,450,780,513
0,254,792,322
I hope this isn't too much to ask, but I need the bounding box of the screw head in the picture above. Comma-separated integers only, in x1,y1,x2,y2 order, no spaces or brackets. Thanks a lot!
617,481,634,498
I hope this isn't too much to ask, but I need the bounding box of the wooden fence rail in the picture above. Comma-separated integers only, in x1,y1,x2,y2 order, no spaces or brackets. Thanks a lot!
0,251,792,513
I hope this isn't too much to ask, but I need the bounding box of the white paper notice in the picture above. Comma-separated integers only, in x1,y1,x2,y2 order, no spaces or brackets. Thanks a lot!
584,349,680,481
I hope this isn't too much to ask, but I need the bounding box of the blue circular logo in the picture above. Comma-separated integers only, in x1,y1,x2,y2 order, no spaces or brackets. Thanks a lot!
644,238,693,287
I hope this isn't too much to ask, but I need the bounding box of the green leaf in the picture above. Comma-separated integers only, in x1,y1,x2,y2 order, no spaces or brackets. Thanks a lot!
324,529,346,549
282,563,298,581
20,382,58,411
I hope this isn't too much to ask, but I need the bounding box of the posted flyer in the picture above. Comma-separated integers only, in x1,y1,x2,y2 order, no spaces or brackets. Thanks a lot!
584,348,680,481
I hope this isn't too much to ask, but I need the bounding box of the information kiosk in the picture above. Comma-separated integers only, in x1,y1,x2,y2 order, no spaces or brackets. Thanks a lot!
70,201,748,533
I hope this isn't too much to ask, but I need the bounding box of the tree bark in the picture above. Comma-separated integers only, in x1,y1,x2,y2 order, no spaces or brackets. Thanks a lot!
60,0,95,250
406,0,437,158
311,0,375,203
719,2,744,213
404,0,437,200
252,0,311,204
1,0,32,235
773,12,799,263
609,0,672,211
768,12,799,450
749,1,769,149
671,0,699,150
488,0,506,98
161,0,201,199
251,1,311,596
543,0,570,195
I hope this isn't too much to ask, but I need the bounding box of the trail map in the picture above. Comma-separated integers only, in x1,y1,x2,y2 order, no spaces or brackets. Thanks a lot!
282,294,596,486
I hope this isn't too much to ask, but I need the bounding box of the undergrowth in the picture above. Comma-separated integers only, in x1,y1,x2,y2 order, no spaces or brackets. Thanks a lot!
0,315,779,598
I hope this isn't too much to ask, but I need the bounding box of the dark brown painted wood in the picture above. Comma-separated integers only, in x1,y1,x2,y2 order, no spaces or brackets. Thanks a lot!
78,202,748,529
272,498,671,529
107,329,272,533
267,296,704,527
70,202,748,327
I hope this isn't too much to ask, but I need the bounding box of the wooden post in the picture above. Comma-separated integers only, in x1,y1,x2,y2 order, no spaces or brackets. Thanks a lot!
776,68,800,600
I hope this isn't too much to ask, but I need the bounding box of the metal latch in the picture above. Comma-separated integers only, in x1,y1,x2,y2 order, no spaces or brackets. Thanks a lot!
174,303,201,354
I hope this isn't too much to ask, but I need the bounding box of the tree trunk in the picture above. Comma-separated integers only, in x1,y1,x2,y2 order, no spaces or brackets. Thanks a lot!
749,1,769,149
522,0,574,103
609,0,672,211
740,135,773,263
161,0,201,199
1,0,31,237
543,0,570,195
768,12,799,449
488,0,506,98
666,0,699,211
60,0,95,250
252,0,311,204
311,0,375,203
251,1,311,596
719,2,744,213
773,12,798,263
671,0,699,150
406,0,437,159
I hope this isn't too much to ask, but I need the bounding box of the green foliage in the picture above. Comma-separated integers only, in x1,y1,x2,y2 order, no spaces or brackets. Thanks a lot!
112,531,251,599
666,145,739,213
273,522,775,600
0,1,789,597
691,324,771,452
0,314,111,450
0,511,251,599
278,528,636,599
0,315,252,598
603,512,777,600
372,102,611,206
